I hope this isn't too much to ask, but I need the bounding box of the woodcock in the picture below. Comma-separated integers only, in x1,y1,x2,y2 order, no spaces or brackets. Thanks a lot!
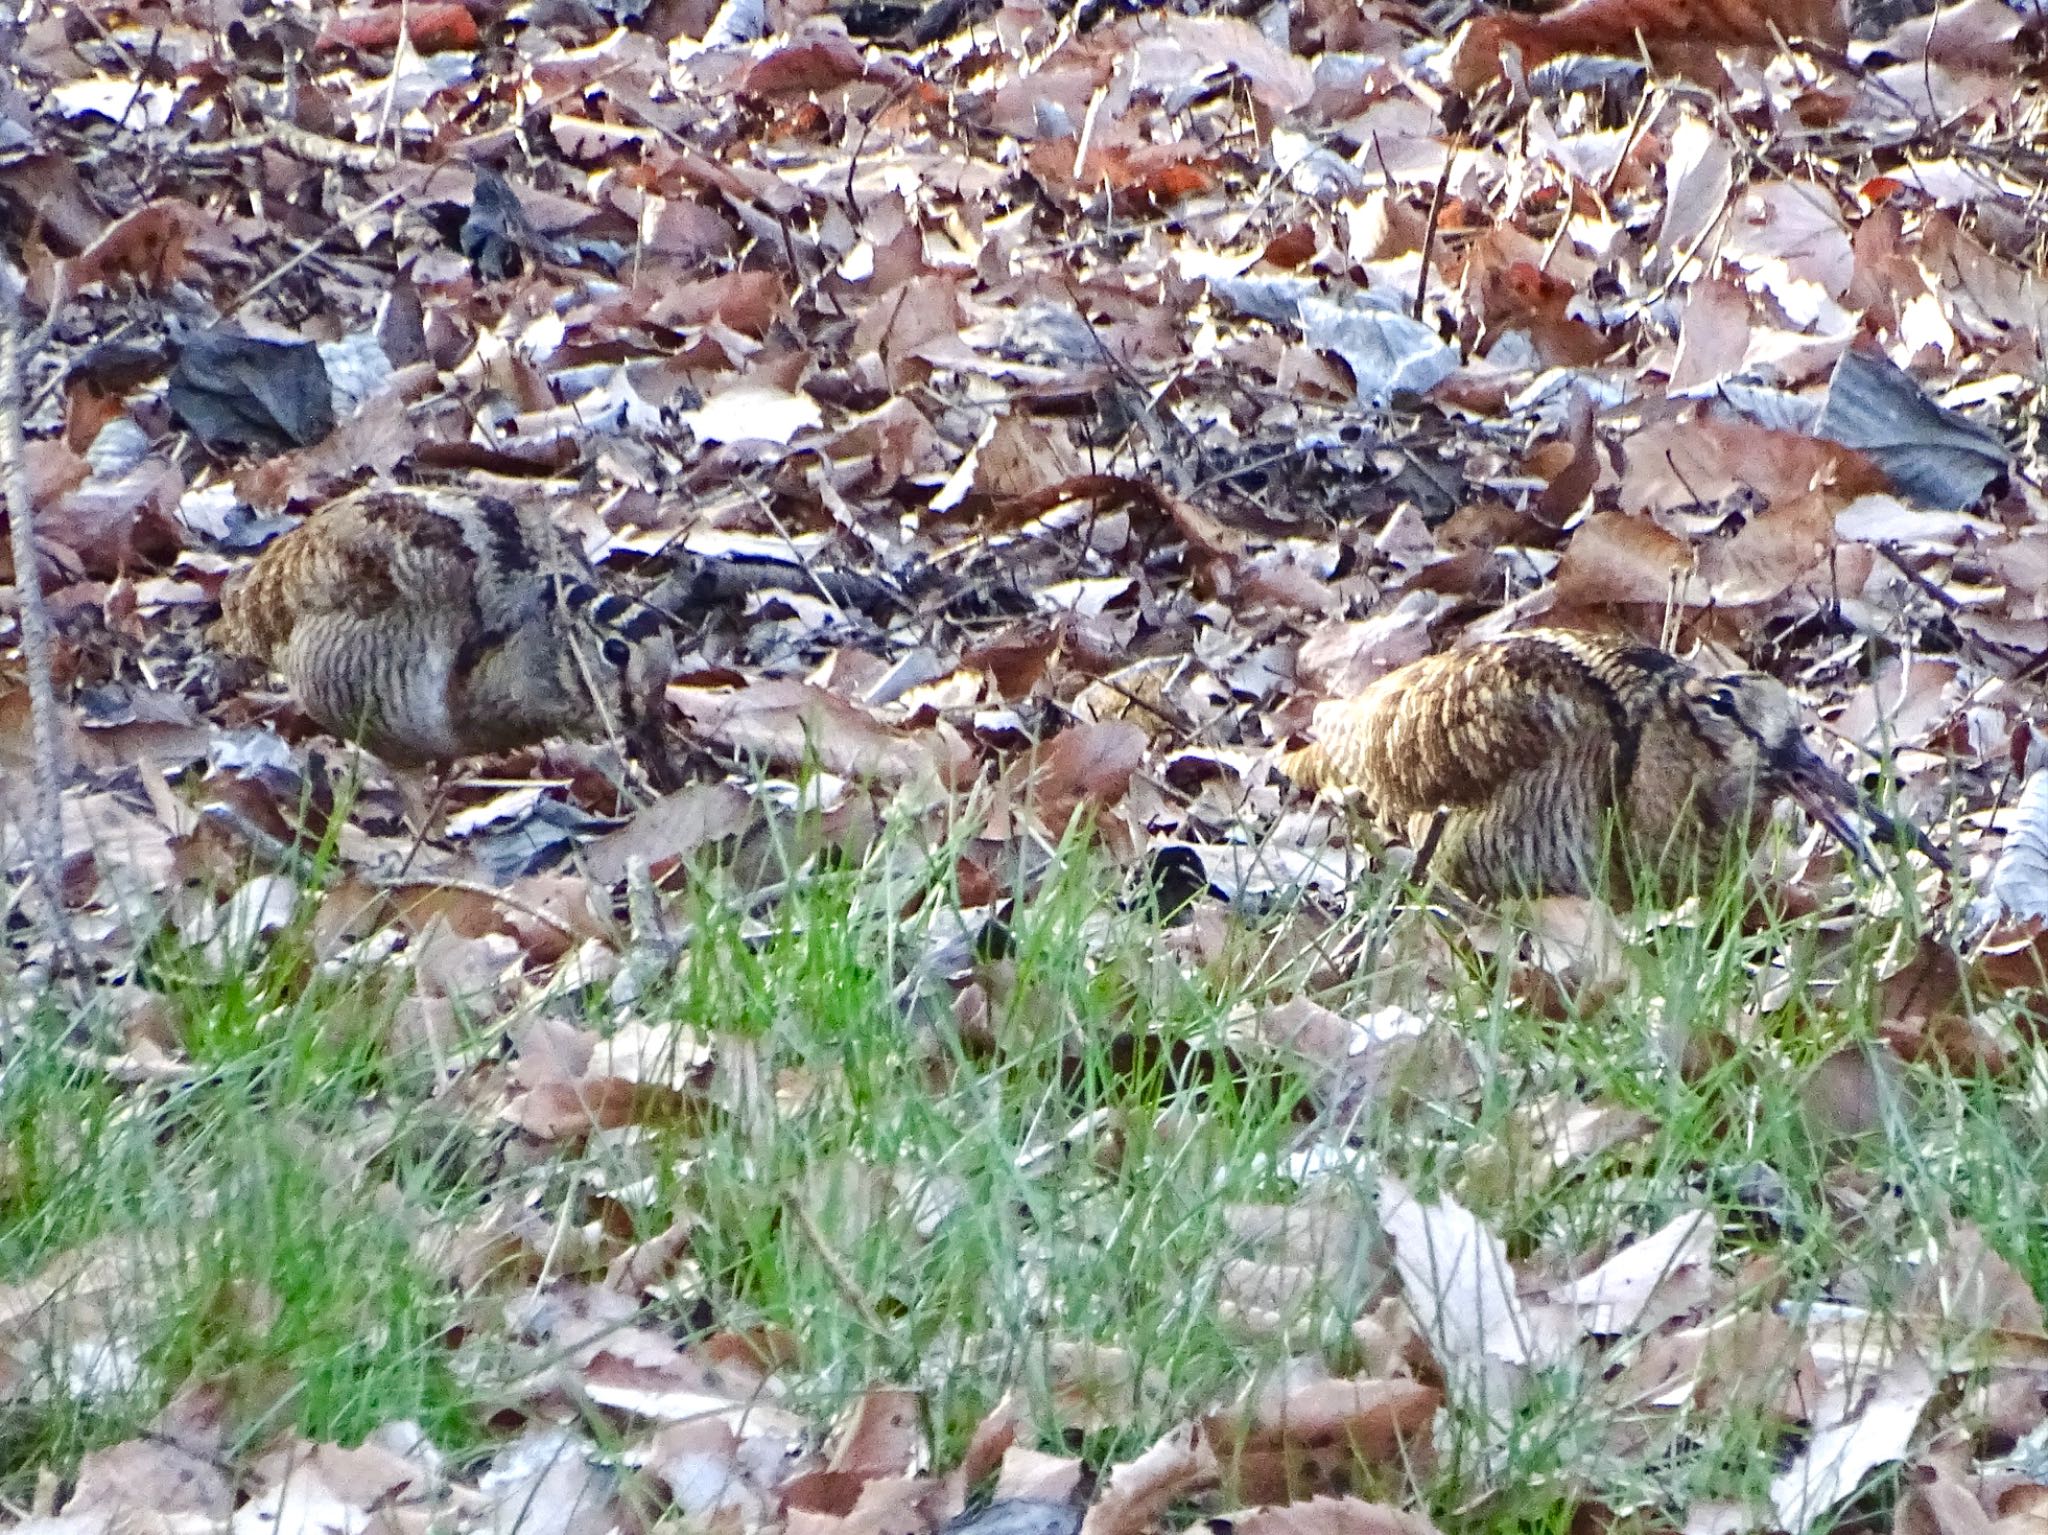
1282,629,1943,903
212,490,680,787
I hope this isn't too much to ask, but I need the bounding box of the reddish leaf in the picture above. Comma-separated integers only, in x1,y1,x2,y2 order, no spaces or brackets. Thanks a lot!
1461,0,1846,80
58,201,198,299
1483,263,1611,368
1034,721,1146,832
742,34,871,95
1531,388,1599,528
316,2,479,52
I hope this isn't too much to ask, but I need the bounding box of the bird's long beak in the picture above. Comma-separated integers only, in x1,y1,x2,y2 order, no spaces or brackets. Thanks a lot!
1774,742,1950,875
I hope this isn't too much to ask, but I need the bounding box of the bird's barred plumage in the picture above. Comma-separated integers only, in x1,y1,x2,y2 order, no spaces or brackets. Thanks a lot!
212,490,679,784
1283,629,1940,902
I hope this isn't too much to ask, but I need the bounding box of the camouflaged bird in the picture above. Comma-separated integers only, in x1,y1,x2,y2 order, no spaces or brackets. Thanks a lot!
1282,629,1942,903
212,490,679,787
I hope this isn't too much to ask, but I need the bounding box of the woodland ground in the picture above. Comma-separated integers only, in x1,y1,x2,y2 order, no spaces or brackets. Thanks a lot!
1,0,2046,1531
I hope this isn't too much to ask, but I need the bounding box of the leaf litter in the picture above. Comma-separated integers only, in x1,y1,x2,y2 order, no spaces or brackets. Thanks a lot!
3,0,2047,1528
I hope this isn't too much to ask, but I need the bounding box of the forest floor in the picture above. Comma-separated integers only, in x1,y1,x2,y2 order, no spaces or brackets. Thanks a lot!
2,0,2046,1530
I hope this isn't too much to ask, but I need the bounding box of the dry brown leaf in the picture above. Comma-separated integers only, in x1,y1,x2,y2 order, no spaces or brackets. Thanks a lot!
67,1436,232,1522
992,1447,1087,1503
604,1217,695,1297
474,1428,620,1535
1205,1374,1440,1504
1200,1496,1442,1535
1044,1342,1156,1435
673,679,973,788
1378,1176,1561,1433
57,200,200,298
645,1420,778,1524
1530,388,1599,528
1079,1424,1219,1535
967,623,1067,702
1457,0,1845,86
1548,511,1694,609
39,454,183,577
822,1477,954,1535
1668,277,1754,395
954,1395,1022,1493
1621,413,1885,515
830,1388,928,1478
1032,722,1147,834
1897,1465,1996,1535
1694,491,1835,605
1483,263,1612,369
1802,1044,1910,1143
1138,15,1317,110
1902,1223,2045,1337
1771,1349,1934,1533
1294,599,1448,698
1536,1209,1714,1338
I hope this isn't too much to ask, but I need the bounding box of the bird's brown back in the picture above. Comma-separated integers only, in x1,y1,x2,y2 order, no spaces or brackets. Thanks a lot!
213,493,476,664
1283,630,1795,900
213,490,676,774
1285,632,1687,815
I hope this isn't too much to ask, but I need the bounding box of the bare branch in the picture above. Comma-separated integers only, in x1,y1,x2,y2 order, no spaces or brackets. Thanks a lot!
0,261,76,967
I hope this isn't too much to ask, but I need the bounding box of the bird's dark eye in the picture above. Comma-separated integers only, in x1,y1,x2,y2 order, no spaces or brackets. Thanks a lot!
602,637,633,670
1706,687,1739,717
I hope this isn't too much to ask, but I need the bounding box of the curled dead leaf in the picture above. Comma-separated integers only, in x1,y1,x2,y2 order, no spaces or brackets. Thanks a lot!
1033,721,1147,833
829,1387,927,1478
1194,1496,1442,1535
1204,1376,1440,1505
1079,1424,1219,1535
1549,511,1694,609
674,680,973,788
57,200,200,299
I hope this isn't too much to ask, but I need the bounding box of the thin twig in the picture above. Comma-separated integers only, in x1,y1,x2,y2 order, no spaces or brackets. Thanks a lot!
1414,135,1458,323
1873,541,2034,676
0,262,79,968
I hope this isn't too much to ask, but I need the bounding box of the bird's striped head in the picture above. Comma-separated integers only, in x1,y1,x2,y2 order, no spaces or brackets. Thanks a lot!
1684,671,1945,874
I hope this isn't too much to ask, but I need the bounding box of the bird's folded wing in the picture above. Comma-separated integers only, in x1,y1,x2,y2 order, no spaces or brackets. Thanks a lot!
215,495,486,666
1284,642,1619,817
